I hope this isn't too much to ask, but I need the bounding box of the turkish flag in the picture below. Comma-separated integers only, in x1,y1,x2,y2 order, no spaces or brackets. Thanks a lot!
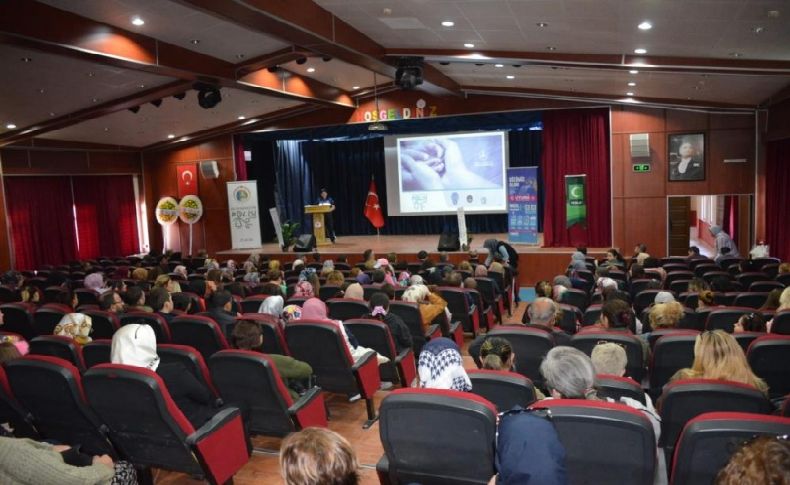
364,178,385,228
177,164,198,197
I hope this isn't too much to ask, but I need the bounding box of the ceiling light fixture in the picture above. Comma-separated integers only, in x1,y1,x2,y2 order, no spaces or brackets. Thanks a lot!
131,16,144,26
464,43,475,48
49,112,55,117
752,26,764,34
322,55,332,62
236,54,245,59
628,82,636,86
629,70,639,74
441,21,454,27
190,39,200,44
546,46,557,51
92,97,99,103
634,48,647,54
638,21,652,30
167,134,175,139
729,52,743,57
6,124,16,130
238,115,245,120
626,92,634,96
138,84,146,88
38,88,45,94
306,67,316,73
494,63,504,67
506,75,515,79
87,72,95,77
196,83,222,109
103,127,109,132
20,57,32,62
267,66,279,73
536,22,548,27
352,86,360,89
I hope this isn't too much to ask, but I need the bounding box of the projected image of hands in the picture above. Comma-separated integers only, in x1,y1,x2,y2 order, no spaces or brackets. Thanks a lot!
399,134,503,192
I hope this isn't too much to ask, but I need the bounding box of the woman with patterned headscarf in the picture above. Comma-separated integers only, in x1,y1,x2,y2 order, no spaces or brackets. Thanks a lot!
418,337,471,392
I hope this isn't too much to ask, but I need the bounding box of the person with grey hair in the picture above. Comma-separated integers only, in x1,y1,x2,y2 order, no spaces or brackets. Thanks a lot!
591,342,628,376
709,225,740,261
523,297,572,345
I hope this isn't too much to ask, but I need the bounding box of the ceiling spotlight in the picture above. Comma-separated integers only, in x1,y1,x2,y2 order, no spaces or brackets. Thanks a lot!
138,84,146,88
128,106,140,114
49,112,55,117
536,22,548,27
38,88,45,94
752,26,764,34
296,57,307,65
629,70,639,74
628,82,636,86
150,99,162,107
464,43,475,48
513,64,522,68
167,134,175,139
235,54,245,59
196,83,222,109
238,115,245,120
638,21,652,30
190,39,200,44
439,61,450,65
131,16,144,26
352,86,360,90
494,64,504,68
20,57,32,62
730,52,743,57
6,124,16,130
767,10,779,18
103,127,109,132
87,72,95,77
321,55,332,62
267,65,279,73
306,67,316,73
506,75,515,79
546,46,557,51
92,97,99,103
173,92,186,100
626,92,634,96
441,21,455,27
634,48,647,54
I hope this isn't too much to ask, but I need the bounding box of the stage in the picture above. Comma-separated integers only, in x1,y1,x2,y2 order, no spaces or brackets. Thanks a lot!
216,233,611,285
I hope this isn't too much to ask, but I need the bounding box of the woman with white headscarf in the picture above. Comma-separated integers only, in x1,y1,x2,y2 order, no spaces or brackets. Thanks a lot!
709,225,740,261
110,324,216,427
418,337,471,392
258,295,285,328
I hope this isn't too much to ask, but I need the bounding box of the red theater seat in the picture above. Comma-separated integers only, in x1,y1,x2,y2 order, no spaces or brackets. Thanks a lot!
467,369,536,411
168,315,230,361
345,319,416,388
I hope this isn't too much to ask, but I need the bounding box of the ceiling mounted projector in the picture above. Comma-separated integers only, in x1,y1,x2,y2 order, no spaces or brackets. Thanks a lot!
195,83,222,109
395,57,424,90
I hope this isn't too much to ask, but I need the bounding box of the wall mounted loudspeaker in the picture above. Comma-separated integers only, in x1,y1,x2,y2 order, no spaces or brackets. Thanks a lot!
200,161,219,179
629,133,651,159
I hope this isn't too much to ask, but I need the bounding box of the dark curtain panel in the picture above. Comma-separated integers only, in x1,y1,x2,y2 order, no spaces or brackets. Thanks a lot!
722,195,738,243
4,176,78,269
765,139,790,261
72,176,139,259
233,134,247,181
542,108,612,248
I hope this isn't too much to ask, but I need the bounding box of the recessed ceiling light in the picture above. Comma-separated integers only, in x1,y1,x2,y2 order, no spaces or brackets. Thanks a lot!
138,84,146,88
179,136,189,142
236,54,246,59
167,134,175,139
38,88,45,94
131,16,144,26
536,22,548,27
628,82,636,86
87,72,95,77
103,127,109,132
92,97,99,103
634,48,647,54
190,39,200,44
494,64,504,68
49,112,55,117
752,26,764,34
238,115,246,120
546,46,557,51
506,75,515,79
306,67,316,73
638,21,652,30
441,20,454,27
729,52,743,57
464,43,475,48
629,70,639,74
6,124,16,129
20,57,32,62
352,86,360,89
626,92,634,96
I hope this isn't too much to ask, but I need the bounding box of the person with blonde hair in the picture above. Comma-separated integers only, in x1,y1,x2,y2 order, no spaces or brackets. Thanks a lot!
697,290,717,310
591,342,628,377
280,427,359,485
325,270,345,287
479,337,514,371
648,301,684,330
767,286,790,332
670,330,768,395
401,284,448,331
715,435,790,485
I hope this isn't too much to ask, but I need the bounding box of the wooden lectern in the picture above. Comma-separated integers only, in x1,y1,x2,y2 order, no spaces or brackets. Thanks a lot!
304,204,333,246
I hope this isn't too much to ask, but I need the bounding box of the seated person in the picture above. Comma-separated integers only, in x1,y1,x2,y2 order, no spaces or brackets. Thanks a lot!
207,290,240,338
98,291,125,314
520,297,572,345
111,324,218,427
280,428,359,485
361,293,412,354
230,320,312,399
401,284,449,330
258,295,285,327
148,287,175,323
343,283,364,301
171,292,193,314
584,299,649,364
53,313,93,345
417,337,471,392
122,286,152,313
643,301,684,340
591,342,656,410
733,312,767,333
715,436,790,485
479,336,514,371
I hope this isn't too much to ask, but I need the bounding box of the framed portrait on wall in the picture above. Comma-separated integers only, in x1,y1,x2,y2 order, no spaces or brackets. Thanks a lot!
668,133,705,181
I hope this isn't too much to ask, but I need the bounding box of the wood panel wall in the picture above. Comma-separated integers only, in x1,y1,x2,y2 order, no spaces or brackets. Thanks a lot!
611,106,756,258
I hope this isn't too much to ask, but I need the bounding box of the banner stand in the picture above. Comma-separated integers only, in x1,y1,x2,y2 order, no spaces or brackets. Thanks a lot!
565,174,588,228
227,181,262,249
507,167,539,245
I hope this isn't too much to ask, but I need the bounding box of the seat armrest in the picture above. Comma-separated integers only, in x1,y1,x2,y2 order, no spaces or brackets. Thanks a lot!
289,386,328,429
187,407,250,485
394,347,412,364
376,455,393,485
394,347,417,388
351,349,377,371
424,324,441,340
351,350,381,398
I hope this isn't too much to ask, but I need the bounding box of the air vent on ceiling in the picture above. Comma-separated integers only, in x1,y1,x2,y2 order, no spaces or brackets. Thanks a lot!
378,17,427,29
629,133,650,159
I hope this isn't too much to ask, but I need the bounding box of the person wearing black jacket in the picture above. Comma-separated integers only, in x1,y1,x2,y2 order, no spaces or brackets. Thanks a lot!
208,290,240,338
362,293,412,353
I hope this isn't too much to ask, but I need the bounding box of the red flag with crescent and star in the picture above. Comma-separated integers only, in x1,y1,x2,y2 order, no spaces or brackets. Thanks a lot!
364,177,385,228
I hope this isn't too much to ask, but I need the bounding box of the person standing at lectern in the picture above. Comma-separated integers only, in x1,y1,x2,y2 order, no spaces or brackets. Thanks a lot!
317,188,336,243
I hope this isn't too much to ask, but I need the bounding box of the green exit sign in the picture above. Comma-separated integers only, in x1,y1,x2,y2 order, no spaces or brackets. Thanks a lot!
632,163,651,173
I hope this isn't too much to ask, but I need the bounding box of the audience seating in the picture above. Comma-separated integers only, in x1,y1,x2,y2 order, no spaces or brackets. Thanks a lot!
0,286,19,303
596,374,647,405
43,286,68,304
33,304,71,336
74,288,98,307
771,309,790,334
483,326,554,387
377,389,497,485
658,379,772,459
749,280,784,292
119,311,171,343
83,363,250,483
172,291,206,313
746,335,790,399
559,288,589,313
82,339,112,368
571,331,646,382
0,303,37,340
82,309,120,339
209,350,327,437
28,335,87,372
345,319,416,387
240,294,268,313
467,369,536,411
285,320,381,428
168,315,230,361
467,288,492,331
439,287,479,336
474,277,503,325
0,365,38,438
668,279,691,295
646,329,699,349
732,331,762,353
318,285,342,301
240,313,290,355
665,271,694,289
582,304,602,327
362,285,383,301
557,303,582,334
530,399,656,485
326,298,369,321
6,355,116,456
705,307,754,332
670,412,790,485
389,301,441,357
158,344,220,401
634,290,666,315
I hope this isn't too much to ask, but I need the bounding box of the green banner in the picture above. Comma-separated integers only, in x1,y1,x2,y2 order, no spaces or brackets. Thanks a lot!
565,174,587,228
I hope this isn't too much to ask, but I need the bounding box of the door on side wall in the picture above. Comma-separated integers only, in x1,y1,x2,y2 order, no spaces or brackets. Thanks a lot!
668,197,691,256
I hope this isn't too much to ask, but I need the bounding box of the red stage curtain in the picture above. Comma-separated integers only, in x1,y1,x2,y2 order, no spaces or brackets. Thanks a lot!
233,134,247,181
765,139,790,261
542,108,611,248
722,195,738,243
4,177,78,270
73,176,139,260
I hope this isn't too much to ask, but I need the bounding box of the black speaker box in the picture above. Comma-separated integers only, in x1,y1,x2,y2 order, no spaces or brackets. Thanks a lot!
293,234,316,252
437,232,460,251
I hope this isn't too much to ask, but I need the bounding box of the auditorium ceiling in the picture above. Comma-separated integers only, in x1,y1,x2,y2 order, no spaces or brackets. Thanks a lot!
0,0,788,149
